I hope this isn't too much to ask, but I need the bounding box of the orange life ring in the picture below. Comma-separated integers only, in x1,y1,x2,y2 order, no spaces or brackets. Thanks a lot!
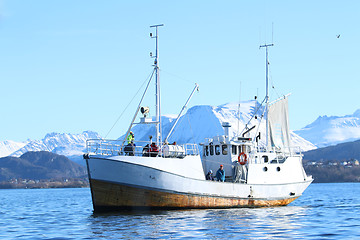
238,152,247,165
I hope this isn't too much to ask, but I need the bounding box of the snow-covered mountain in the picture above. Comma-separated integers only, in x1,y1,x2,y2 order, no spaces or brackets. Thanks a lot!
1,101,317,164
294,109,360,148
8,131,101,165
119,101,316,152
0,140,28,158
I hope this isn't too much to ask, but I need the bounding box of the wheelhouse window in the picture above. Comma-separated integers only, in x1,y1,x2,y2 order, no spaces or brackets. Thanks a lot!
210,145,214,155
222,145,228,155
215,145,220,155
262,155,269,163
205,146,209,156
238,145,248,154
232,145,237,155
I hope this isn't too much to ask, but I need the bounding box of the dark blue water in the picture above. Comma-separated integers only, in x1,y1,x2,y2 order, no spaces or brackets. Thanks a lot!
0,183,359,239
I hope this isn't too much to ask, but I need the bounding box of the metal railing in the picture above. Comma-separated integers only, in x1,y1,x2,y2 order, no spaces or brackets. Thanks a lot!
246,146,303,164
254,146,302,156
86,139,199,158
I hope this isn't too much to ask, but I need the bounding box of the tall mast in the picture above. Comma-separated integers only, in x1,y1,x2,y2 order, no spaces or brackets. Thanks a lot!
150,24,164,146
259,43,273,149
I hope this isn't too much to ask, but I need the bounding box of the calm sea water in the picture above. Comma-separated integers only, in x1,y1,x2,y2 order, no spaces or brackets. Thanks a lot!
0,183,359,239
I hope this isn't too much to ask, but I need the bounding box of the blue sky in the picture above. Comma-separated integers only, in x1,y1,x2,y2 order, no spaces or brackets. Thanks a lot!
1,0,359,142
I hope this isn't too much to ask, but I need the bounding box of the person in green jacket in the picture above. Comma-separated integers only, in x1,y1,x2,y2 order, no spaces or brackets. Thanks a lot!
127,131,134,144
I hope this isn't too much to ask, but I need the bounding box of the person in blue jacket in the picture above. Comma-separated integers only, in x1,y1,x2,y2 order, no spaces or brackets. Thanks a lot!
216,164,225,182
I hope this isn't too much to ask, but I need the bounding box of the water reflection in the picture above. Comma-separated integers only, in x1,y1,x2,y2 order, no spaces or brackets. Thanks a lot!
84,183,360,239
87,206,309,239
1,184,359,239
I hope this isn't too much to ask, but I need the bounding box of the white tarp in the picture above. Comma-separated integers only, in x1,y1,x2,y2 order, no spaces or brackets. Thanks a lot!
268,97,291,151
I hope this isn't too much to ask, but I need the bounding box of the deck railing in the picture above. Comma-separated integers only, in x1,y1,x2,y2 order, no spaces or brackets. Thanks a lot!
246,146,303,164
86,139,199,158
255,146,302,156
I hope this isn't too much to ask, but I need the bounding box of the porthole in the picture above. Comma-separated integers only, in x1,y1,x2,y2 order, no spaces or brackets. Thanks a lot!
277,167,281,172
263,167,268,172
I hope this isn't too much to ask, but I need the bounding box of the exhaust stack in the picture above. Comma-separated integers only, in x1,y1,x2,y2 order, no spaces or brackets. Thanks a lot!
222,122,231,139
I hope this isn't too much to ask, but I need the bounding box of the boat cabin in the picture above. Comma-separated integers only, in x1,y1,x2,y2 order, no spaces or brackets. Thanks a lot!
201,135,252,179
200,121,292,183
200,122,252,181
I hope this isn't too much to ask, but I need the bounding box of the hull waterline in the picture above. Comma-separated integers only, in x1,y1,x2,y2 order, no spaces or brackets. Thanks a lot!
90,178,300,212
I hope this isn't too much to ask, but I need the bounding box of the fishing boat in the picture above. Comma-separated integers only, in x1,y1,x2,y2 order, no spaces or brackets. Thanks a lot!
84,25,313,212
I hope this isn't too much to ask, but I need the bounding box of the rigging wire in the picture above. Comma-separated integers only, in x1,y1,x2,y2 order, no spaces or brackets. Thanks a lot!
240,97,266,135
159,69,194,84
104,69,156,139
268,66,282,100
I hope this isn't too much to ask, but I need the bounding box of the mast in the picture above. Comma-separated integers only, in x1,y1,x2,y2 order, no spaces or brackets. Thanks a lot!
259,43,273,149
150,24,164,146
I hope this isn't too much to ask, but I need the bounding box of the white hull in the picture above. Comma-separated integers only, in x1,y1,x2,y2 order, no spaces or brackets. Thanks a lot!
86,155,312,211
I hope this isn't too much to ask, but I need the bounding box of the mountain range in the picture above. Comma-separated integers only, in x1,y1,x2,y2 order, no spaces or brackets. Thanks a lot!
1,101,360,162
303,139,360,162
295,109,360,148
0,140,28,158
118,101,316,152
0,131,100,165
0,151,86,181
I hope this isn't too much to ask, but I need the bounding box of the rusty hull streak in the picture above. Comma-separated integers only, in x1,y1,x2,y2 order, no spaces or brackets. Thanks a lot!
90,179,298,211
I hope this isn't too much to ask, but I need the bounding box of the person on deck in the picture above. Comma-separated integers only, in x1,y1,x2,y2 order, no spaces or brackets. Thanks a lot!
216,164,225,182
127,131,134,144
149,142,159,157
206,170,214,180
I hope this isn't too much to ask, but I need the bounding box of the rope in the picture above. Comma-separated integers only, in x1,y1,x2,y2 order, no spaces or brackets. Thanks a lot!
104,69,156,139
268,62,284,100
